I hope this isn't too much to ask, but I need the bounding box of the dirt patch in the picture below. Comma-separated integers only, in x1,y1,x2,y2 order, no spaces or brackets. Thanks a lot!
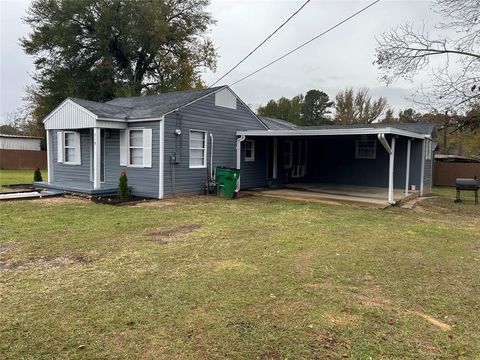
410,311,452,331
146,224,201,244
356,291,452,331
31,196,89,205
0,254,93,271
130,200,177,208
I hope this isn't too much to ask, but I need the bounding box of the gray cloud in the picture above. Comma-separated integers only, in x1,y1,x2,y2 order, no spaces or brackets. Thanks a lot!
1,0,446,123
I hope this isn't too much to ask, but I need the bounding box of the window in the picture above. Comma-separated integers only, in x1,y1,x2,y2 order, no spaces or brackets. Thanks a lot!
425,140,432,160
128,129,144,166
284,140,293,168
64,132,76,164
58,131,80,165
120,129,152,168
189,130,207,168
245,139,255,161
355,140,376,159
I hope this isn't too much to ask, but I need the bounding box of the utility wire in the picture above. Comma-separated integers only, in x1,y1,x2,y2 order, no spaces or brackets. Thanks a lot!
229,0,381,87
209,0,311,88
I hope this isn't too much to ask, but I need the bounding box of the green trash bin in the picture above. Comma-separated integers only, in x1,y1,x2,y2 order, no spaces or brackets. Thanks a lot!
215,166,240,199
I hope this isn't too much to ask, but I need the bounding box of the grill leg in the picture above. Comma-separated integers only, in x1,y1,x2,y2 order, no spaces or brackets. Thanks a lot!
455,189,461,203
475,189,478,205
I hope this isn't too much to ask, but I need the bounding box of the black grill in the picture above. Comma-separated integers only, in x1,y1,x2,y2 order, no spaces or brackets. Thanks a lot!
455,177,478,204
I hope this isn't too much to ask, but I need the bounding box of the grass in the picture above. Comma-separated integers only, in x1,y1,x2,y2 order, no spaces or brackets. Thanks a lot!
0,169,48,188
0,188,479,359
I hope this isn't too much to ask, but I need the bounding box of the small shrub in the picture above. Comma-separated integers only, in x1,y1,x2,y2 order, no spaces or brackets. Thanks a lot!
117,170,130,199
34,168,43,182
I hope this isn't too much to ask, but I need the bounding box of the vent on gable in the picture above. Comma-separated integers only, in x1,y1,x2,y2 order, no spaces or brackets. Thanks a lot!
215,88,237,109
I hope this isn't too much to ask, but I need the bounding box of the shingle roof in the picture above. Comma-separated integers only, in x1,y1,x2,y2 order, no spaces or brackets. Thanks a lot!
260,116,299,130
68,97,131,119
261,116,437,136
107,86,224,119
69,86,225,120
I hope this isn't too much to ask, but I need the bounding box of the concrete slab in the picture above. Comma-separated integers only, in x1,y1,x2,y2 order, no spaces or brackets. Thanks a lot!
244,183,418,208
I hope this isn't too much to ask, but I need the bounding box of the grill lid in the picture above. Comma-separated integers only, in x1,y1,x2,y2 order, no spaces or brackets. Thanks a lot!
456,178,479,187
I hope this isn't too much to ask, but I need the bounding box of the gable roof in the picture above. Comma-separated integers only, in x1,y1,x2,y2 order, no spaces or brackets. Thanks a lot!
68,97,131,119
106,86,224,119
59,86,225,121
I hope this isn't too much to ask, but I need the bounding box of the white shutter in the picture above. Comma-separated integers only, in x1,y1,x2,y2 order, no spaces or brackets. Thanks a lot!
143,128,152,168
57,131,63,163
120,130,127,166
74,132,81,165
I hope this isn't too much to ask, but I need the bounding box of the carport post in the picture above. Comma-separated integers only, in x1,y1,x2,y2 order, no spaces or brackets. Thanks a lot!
236,135,246,192
405,139,411,195
93,127,101,190
388,137,396,204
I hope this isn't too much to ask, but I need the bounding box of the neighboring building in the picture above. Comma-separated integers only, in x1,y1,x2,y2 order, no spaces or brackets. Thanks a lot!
35,86,437,204
0,134,42,151
0,134,46,170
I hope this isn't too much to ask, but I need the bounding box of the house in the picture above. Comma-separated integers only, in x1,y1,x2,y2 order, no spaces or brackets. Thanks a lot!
0,134,46,170
35,85,437,204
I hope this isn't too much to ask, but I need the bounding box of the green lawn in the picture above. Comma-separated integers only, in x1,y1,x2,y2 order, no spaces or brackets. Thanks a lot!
0,169,48,188
0,189,479,359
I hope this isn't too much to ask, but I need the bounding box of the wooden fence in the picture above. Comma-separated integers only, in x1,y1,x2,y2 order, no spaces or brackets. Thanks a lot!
0,149,47,170
434,161,480,186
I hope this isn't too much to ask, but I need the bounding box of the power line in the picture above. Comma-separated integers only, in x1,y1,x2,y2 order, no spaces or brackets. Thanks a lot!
209,0,311,88
229,0,381,87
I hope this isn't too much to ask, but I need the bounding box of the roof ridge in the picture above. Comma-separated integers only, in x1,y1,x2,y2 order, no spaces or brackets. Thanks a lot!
105,85,225,103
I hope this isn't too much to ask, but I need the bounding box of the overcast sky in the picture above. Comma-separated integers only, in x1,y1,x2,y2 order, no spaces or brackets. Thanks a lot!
0,0,443,124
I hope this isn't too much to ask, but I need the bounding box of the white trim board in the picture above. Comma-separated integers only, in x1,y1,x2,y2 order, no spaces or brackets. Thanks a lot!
237,127,428,139
158,117,165,199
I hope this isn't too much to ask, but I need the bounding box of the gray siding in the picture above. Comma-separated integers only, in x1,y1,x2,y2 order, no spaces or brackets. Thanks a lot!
163,94,265,196
108,122,160,198
51,122,160,198
52,129,91,182
240,137,268,189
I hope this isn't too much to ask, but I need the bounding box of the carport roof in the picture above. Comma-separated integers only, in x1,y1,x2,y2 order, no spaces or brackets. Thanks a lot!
237,125,433,139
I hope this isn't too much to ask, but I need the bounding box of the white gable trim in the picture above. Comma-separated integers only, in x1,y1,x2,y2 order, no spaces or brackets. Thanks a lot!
44,99,97,123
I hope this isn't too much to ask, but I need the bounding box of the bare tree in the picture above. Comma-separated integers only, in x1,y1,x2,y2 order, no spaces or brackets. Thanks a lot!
375,0,480,129
334,88,388,124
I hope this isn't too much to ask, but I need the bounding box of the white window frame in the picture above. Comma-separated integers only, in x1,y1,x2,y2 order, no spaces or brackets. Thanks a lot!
284,140,293,168
189,129,207,169
425,140,432,160
63,131,77,165
245,139,255,162
355,139,376,159
127,128,145,168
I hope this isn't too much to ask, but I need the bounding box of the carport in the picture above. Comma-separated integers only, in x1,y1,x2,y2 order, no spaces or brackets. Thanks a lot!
237,125,434,205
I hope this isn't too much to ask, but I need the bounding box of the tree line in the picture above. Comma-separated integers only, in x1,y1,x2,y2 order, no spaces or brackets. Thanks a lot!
257,88,425,126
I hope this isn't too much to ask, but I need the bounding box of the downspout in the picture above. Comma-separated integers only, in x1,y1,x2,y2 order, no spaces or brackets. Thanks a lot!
378,133,395,205
236,135,246,192
210,133,214,180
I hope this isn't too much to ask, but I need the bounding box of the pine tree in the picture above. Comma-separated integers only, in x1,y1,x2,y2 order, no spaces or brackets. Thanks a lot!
117,170,129,199
33,168,43,182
